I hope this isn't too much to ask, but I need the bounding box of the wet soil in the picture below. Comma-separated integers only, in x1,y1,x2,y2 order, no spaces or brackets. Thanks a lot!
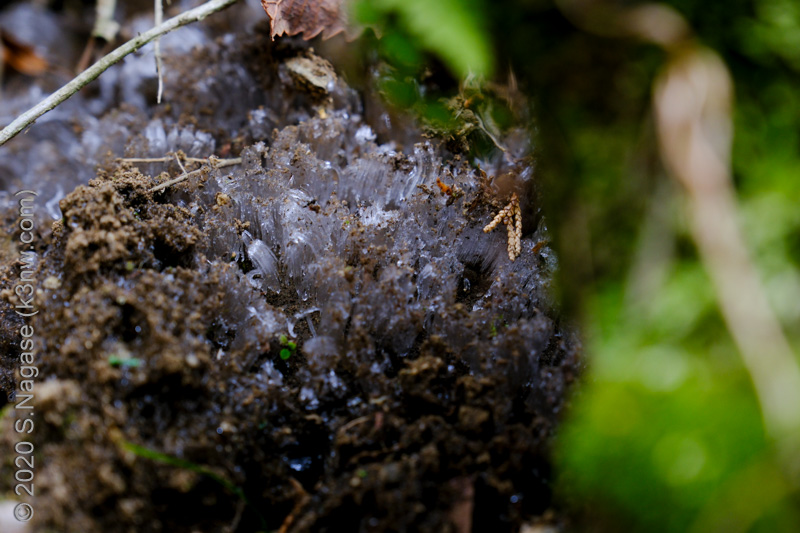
0,3,580,532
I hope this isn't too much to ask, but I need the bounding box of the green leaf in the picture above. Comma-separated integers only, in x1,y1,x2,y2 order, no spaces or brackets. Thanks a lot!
119,440,267,528
360,0,493,78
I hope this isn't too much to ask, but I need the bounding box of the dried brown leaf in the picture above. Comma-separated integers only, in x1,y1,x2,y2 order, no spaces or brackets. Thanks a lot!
261,0,348,40
0,31,48,76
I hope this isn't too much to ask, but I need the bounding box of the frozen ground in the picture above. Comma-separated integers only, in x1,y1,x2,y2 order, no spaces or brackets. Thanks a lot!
0,2,580,531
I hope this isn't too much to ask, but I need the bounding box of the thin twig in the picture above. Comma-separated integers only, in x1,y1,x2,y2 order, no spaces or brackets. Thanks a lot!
117,156,211,164
155,0,164,104
76,36,97,74
279,478,310,533
148,157,242,193
338,416,369,433
0,0,239,147
474,112,507,153
174,153,187,173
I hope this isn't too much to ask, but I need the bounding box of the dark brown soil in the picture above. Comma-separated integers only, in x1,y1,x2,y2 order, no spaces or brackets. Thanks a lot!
0,3,581,532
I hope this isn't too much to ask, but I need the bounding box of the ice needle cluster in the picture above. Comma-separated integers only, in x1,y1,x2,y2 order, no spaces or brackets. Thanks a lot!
0,10,581,532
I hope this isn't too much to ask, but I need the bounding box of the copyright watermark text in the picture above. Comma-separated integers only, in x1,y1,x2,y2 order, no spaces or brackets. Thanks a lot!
10,190,39,523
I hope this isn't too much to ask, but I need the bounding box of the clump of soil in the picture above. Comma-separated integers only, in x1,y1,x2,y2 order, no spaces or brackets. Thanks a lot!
0,4,580,532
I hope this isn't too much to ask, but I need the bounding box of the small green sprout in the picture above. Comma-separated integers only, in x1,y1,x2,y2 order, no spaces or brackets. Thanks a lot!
278,334,297,360
357,468,368,478
489,315,507,338
109,355,142,368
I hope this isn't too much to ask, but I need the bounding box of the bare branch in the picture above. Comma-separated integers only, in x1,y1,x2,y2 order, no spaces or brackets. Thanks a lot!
0,0,239,147
655,49,800,448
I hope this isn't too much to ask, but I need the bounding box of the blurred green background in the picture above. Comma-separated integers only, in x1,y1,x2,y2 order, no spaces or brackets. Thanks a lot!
352,0,800,530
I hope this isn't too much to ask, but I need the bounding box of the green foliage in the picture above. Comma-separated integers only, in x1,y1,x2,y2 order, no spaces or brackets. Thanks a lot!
353,0,505,155
539,1,800,529
557,272,800,531
737,0,800,70
354,0,492,78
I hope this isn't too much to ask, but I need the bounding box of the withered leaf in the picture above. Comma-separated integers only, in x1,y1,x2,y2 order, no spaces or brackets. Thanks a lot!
0,31,48,76
261,0,348,40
